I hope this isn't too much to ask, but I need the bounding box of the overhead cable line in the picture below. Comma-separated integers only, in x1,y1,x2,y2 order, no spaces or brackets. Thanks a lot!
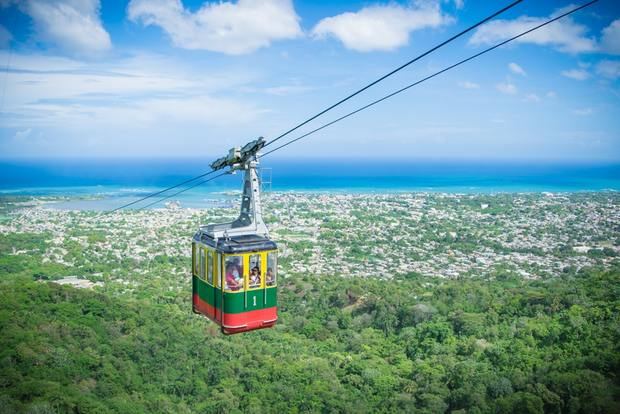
138,172,229,210
262,0,524,149
110,170,218,212
259,0,598,159
123,0,597,207
108,0,523,212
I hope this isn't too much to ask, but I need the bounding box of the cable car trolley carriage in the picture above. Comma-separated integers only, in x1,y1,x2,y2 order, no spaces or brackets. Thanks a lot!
192,137,278,334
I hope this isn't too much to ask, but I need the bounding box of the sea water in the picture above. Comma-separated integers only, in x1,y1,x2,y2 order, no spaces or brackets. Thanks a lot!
1,158,618,210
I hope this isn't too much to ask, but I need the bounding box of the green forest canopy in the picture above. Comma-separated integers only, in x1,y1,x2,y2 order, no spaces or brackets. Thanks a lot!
1,260,619,413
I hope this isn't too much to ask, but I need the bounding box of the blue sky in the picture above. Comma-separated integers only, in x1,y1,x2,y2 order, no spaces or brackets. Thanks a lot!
0,0,619,161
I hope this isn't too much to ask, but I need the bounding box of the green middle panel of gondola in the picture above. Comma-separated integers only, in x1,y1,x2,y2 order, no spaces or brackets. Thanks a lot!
192,234,278,334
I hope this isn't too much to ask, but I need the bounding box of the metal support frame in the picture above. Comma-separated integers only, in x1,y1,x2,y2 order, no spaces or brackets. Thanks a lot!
202,158,269,240
202,136,270,239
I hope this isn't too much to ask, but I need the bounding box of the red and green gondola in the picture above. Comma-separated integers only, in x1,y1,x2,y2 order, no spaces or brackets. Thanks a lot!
191,137,279,334
192,234,278,334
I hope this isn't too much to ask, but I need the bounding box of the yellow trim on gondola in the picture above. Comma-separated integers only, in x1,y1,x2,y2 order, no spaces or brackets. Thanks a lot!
192,242,196,276
261,253,267,289
244,254,249,288
221,250,278,293
247,253,262,291
193,242,277,293
199,246,207,281
192,245,218,286
215,250,220,288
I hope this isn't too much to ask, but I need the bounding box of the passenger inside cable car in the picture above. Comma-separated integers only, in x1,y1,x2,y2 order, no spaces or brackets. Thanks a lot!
266,267,275,286
225,258,243,291
250,254,261,288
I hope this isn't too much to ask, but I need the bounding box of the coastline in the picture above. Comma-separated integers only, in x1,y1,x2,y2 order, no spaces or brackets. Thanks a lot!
0,188,618,212
1,159,619,210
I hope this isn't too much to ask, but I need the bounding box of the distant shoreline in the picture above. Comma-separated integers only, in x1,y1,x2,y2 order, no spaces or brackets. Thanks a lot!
2,159,619,191
1,189,618,212
2,159,619,211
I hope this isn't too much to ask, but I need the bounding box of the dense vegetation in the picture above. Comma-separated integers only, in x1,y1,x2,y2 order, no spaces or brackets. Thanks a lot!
1,258,619,413
1,194,619,413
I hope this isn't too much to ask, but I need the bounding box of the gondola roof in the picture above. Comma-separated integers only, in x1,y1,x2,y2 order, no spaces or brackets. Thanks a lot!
194,229,277,254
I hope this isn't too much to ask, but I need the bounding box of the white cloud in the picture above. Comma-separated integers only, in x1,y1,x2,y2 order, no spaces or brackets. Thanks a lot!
0,51,264,130
596,59,620,80
523,93,540,102
573,107,593,116
263,84,312,96
0,52,85,72
601,19,620,55
508,62,526,76
21,0,111,55
13,128,32,140
546,91,556,98
561,68,590,80
452,0,464,10
0,24,11,47
469,8,597,54
128,0,302,55
125,95,264,126
496,82,517,95
458,80,479,89
0,50,273,156
311,1,452,52
241,82,313,95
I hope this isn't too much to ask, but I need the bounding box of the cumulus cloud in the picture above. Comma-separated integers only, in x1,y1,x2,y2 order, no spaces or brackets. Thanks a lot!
496,82,517,95
523,93,540,103
311,1,452,52
469,8,597,54
508,62,526,76
128,0,302,55
19,0,111,55
458,80,479,89
561,68,590,80
600,19,620,55
596,59,620,80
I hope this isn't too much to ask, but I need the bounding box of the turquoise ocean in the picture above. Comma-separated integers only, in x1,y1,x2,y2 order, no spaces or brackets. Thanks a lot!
1,159,618,210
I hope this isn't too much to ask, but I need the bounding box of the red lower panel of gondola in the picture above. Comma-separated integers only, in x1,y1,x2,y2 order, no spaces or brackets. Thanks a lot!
193,293,216,318
193,293,277,334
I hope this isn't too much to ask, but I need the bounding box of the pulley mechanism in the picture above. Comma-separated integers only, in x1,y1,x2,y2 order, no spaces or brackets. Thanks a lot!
210,137,266,172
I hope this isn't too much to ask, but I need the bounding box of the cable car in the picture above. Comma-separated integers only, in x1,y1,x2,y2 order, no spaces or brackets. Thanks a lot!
192,138,278,334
